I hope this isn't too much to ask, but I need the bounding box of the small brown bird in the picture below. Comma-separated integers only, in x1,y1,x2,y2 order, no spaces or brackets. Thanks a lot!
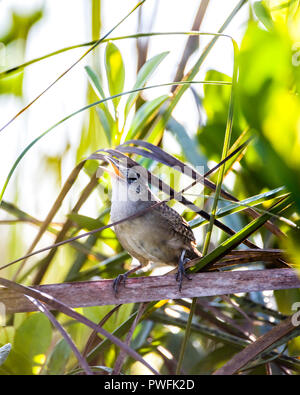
107,157,202,294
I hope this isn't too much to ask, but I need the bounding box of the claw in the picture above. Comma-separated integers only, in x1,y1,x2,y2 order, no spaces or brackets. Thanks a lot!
175,250,192,292
113,273,128,296
113,264,143,297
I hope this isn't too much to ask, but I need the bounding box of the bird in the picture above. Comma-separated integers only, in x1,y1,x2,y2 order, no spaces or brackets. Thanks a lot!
107,156,202,294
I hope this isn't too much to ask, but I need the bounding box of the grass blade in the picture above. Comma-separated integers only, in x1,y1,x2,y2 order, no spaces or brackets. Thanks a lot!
190,196,293,273
105,42,125,111
125,95,169,140
85,65,106,99
124,51,169,118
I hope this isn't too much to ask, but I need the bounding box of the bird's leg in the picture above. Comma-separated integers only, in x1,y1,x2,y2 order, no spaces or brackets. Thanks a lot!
176,250,192,292
113,264,142,296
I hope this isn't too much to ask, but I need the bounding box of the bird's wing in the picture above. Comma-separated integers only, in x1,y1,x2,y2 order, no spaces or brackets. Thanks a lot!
155,202,196,243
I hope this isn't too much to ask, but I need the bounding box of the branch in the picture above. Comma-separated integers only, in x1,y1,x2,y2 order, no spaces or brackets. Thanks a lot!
1,269,299,314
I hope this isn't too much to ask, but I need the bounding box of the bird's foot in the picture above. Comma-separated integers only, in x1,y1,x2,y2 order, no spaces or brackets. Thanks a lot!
176,250,192,292
113,264,142,296
113,273,128,296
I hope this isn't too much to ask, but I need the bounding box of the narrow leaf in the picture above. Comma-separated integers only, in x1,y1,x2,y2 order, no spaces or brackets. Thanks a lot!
124,51,169,118
85,65,115,144
190,196,292,273
85,66,106,99
68,213,103,231
167,116,207,167
253,1,274,31
105,42,125,110
96,108,112,145
189,187,287,228
46,339,71,375
126,95,169,140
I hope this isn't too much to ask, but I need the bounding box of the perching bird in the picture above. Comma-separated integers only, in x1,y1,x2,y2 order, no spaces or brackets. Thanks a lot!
107,157,202,294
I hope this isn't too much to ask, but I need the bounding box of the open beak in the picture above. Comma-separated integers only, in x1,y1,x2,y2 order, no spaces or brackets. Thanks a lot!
106,157,125,179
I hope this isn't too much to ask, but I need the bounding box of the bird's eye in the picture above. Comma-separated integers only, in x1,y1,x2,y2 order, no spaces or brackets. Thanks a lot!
127,177,137,184
127,171,140,184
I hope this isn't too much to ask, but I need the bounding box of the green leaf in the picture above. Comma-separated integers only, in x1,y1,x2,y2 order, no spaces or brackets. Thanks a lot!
68,213,102,231
190,196,292,273
125,95,169,140
130,321,154,350
72,251,130,281
96,107,113,145
85,66,106,99
189,187,286,229
167,117,207,167
238,23,291,129
216,187,286,217
3,313,52,375
199,69,244,161
193,345,236,374
0,9,43,97
288,336,300,357
274,288,300,315
45,339,71,375
238,23,300,209
124,51,169,118
105,42,125,110
83,304,134,335
253,1,274,31
85,65,115,145
203,70,232,123
0,344,11,366
67,213,117,252
147,2,243,144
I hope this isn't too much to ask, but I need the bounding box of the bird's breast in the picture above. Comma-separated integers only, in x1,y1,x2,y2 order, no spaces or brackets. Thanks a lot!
111,207,184,265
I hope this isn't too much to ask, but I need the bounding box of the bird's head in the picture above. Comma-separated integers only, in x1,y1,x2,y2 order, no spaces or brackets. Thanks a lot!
107,157,152,203
107,157,144,184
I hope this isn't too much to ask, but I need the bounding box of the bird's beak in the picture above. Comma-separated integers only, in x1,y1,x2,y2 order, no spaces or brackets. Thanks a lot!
106,157,125,179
